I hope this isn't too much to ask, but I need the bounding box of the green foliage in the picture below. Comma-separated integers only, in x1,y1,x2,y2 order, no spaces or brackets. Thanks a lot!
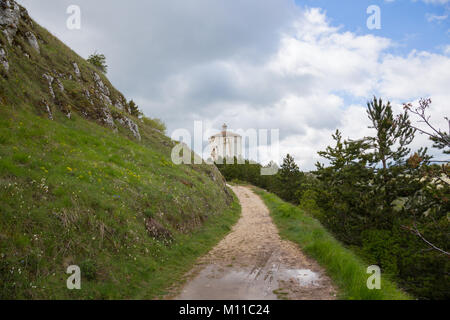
87,52,108,73
276,154,304,203
142,116,166,134
366,97,415,169
216,157,269,189
313,97,449,299
128,100,142,117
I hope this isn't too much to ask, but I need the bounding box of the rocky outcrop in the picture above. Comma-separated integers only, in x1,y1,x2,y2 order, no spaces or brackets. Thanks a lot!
43,102,53,120
42,73,55,99
25,31,39,53
102,107,116,129
116,116,141,141
84,88,94,105
55,78,64,93
72,62,80,78
2,0,143,142
93,72,112,106
0,0,21,44
115,99,126,111
0,44,8,71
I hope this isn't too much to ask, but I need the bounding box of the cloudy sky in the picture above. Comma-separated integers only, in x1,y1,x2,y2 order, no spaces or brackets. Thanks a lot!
18,0,450,169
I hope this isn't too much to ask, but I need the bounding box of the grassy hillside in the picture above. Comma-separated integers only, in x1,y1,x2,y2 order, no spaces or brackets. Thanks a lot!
0,1,240,299
253,187,411,300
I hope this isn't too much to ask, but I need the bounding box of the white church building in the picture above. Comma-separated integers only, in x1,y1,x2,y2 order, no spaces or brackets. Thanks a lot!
209,124,242,162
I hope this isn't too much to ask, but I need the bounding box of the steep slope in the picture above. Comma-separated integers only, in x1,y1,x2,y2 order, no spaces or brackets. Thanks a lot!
0,0,239,299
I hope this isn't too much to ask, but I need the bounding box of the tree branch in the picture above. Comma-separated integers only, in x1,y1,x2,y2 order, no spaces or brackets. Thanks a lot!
402,224,450,256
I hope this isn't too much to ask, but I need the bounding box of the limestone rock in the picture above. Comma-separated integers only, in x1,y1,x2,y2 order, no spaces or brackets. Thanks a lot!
0,0,20,44
44,103,53,120
25,31,39,53
96,89,112,106
102,107,116,129
55,78,64,93
72,62,80,78
116,116,141,141
93,72,113,106
84,88,94,105
115,100,125,111
93,72,110,96
42,73,55,99
0,45,8,71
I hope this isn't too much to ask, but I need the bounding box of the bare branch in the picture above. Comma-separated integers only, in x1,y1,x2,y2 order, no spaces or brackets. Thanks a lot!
402,224,450,256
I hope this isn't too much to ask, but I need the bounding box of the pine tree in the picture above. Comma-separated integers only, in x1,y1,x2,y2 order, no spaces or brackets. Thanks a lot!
280,154,299,176
128,100,142,117
366,97,415,169
277,154,303,203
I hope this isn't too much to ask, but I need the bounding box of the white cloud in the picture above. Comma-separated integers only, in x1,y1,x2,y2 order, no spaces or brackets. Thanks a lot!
444,45,450,54
426,13,448,22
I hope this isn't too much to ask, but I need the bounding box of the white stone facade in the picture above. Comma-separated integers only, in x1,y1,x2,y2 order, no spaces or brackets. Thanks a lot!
209,124,242,162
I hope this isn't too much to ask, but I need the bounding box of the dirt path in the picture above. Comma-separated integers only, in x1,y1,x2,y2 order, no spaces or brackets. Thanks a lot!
173,186,337,300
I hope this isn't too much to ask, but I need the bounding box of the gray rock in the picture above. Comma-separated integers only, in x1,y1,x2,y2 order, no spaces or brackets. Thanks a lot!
0,45,8,71
25,31,39,53
93,72,114,106
84,88,94,105
93,72,110,96
45,103,53,120
116,96,130,112
115,100,125,111
0,0,20,44
116,116,141,141
42,73,55,99
97,90,112,106
55,78,64,92
102,107,116,129
72,62,80,78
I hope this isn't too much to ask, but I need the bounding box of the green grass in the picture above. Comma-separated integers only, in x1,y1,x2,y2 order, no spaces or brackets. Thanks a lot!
252,187,411,300
0,106,240,299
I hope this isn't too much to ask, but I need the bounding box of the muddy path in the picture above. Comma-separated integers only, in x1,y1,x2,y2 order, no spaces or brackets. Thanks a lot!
172,185,337,300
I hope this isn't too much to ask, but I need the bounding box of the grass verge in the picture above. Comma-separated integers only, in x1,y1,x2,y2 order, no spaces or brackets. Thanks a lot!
252,187,411,300
0,107,240,299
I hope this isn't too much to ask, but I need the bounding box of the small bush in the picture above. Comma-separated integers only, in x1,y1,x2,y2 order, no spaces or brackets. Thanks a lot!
142,117,166,134
80,259,98,281
87,52,107,73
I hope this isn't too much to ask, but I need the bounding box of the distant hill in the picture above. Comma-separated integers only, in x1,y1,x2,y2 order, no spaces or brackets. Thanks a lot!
0,0,238,299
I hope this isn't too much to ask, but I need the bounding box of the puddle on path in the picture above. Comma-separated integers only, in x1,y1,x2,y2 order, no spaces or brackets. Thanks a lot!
175,264,321,300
